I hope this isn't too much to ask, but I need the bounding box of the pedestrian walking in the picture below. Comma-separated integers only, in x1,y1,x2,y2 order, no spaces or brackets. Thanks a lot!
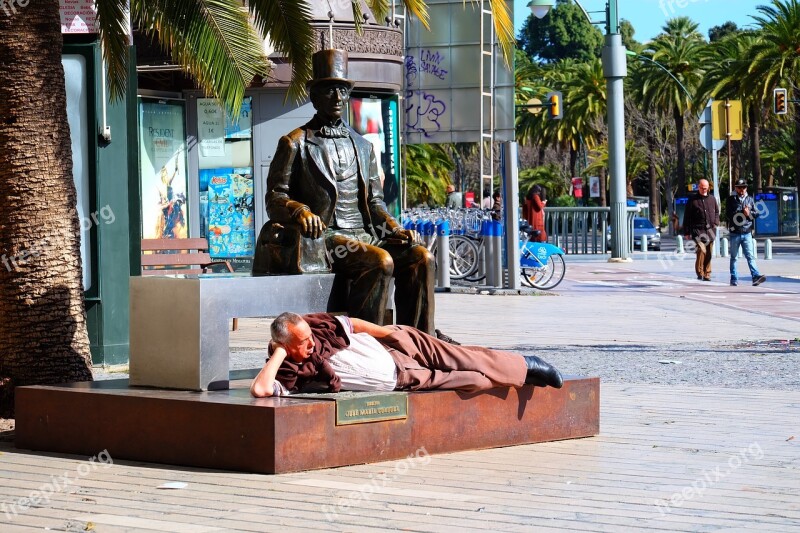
682,179,719,281
726,179,766,286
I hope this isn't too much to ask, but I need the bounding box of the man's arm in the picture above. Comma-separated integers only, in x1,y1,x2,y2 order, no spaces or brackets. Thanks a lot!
250,344,288,398
349,317,395,339
265,133,325,238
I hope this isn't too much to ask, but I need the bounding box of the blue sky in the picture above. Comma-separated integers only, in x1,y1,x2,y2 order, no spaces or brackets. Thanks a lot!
514,0,763,43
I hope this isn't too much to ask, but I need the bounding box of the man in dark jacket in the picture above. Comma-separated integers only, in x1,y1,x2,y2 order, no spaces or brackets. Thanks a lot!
683,179,720,281
726,179,766,286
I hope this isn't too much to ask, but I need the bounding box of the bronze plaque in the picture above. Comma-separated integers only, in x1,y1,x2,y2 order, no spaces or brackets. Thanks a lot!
292,391,408,425
335,393,408,425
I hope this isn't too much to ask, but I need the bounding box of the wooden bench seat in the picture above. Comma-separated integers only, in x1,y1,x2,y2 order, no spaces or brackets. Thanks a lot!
141,238,234,276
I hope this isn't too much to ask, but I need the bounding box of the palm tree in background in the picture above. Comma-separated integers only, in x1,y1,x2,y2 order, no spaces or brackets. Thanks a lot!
749,0,800,195
635,21,706,197
0,0,515,416
562,59,607,204
404,144,455,206
697,31,766,191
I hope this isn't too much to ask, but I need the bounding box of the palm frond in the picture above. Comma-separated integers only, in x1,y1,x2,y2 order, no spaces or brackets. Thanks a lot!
247,0,315,103
132,0,271,116
96,0,131,102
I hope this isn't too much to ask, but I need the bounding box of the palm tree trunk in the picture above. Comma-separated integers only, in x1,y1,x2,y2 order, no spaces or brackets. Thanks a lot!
0,0,93,417
795,89,800,196
674,108,686,193
749,106,762,192
646,133,660,227
599,167,607,207
568,147,577,177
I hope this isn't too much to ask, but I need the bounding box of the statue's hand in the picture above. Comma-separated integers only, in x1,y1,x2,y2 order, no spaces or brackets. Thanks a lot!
391,228,419,245
295,209,325,239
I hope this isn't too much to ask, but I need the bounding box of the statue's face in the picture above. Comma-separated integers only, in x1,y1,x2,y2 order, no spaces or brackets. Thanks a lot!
311,82,350,122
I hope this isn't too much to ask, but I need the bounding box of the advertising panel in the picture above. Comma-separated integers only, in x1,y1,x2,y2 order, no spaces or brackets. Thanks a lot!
350,95,400,215
138,99,188,240
206,169,255,258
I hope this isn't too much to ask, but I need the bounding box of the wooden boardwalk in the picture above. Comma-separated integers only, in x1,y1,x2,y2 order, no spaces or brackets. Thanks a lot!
2,383,798,532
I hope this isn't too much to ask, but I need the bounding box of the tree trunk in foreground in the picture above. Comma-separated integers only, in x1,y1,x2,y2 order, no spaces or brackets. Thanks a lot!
0,0,92,417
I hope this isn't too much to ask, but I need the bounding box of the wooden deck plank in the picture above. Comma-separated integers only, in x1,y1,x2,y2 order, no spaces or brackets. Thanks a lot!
3,383,800,531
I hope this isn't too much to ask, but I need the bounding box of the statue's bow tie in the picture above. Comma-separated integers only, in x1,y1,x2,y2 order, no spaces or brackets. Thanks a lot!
318,125,350,138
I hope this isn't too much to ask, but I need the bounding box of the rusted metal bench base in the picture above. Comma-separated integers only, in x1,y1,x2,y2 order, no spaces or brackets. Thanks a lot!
15,375,599,474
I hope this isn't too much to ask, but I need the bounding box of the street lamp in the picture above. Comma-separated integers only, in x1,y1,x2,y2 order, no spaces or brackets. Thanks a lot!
528,0,554,19
530,0,630,261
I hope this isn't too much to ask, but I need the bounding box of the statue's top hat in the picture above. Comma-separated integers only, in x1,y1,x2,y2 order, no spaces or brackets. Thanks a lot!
306,49,355,90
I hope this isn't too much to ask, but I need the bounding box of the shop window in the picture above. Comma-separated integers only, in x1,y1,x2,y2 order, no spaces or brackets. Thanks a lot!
197,97,255,271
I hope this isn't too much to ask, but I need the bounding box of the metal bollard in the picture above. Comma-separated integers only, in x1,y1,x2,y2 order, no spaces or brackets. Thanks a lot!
720,238,728,258
676,235,684,254
479,219,491,286
436,220,450,289
491,220,504,288
423,219,436,249
640,235,647,252
764,238,773,260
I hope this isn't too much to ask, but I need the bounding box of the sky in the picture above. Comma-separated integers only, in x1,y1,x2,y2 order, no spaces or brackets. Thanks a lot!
514,0,763,43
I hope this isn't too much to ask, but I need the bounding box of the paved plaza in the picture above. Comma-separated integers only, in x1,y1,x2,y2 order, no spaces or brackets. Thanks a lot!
1,247,799,532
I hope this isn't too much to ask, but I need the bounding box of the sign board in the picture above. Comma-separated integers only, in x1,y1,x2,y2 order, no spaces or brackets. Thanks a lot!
60,0,98,34
711,100,743,141
572,177,583,199
699,125,725,152
589,176,600,198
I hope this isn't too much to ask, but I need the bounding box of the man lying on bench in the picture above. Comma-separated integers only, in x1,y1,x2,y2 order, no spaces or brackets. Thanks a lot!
250,312,563,397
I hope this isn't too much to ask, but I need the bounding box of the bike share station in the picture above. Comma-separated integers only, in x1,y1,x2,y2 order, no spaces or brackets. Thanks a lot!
16,2,597,474
403,143,567,292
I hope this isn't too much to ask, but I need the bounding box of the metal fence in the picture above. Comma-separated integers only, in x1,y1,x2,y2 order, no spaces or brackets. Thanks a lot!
544,207,638,255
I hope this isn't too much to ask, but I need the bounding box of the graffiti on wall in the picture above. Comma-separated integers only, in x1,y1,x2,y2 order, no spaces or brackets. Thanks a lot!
404,49,448,138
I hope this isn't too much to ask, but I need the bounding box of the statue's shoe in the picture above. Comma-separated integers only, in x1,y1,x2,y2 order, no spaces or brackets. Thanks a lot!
523,355,563,388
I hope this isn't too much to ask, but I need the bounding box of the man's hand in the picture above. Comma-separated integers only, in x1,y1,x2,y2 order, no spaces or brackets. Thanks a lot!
295,209,326,239
250,344,288,398
743,206,750,218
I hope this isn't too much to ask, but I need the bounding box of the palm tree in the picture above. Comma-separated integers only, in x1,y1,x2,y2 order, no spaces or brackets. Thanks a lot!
562,59,607,204
0,0,515,416
634,21,706,197
750,0,800,195
697,31,764,191
404,144,455,206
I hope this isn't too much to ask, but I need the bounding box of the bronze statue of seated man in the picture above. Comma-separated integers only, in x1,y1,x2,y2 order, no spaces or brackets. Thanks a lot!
253,49,434,334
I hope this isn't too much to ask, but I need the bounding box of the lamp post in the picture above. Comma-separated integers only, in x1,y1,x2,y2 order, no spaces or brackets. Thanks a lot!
529,0,629,260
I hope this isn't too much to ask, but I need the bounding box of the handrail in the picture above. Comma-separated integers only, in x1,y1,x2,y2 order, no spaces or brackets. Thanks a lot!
544,206,638,255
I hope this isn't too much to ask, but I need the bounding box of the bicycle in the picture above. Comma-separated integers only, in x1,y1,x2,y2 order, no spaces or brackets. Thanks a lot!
402,208,482,280
518,222,566,290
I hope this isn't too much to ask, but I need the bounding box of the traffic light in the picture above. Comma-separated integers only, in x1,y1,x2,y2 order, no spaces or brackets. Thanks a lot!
774,88,788,115
547,91,563,120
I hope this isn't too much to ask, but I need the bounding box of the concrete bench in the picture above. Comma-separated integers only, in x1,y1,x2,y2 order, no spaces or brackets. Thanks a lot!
129,274,337,391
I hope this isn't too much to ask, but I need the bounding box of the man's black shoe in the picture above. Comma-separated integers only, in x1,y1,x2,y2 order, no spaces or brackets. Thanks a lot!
752,275,767,286
523,355,563,388
697,275,702,280
435,329,461,345
702,277,711,281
